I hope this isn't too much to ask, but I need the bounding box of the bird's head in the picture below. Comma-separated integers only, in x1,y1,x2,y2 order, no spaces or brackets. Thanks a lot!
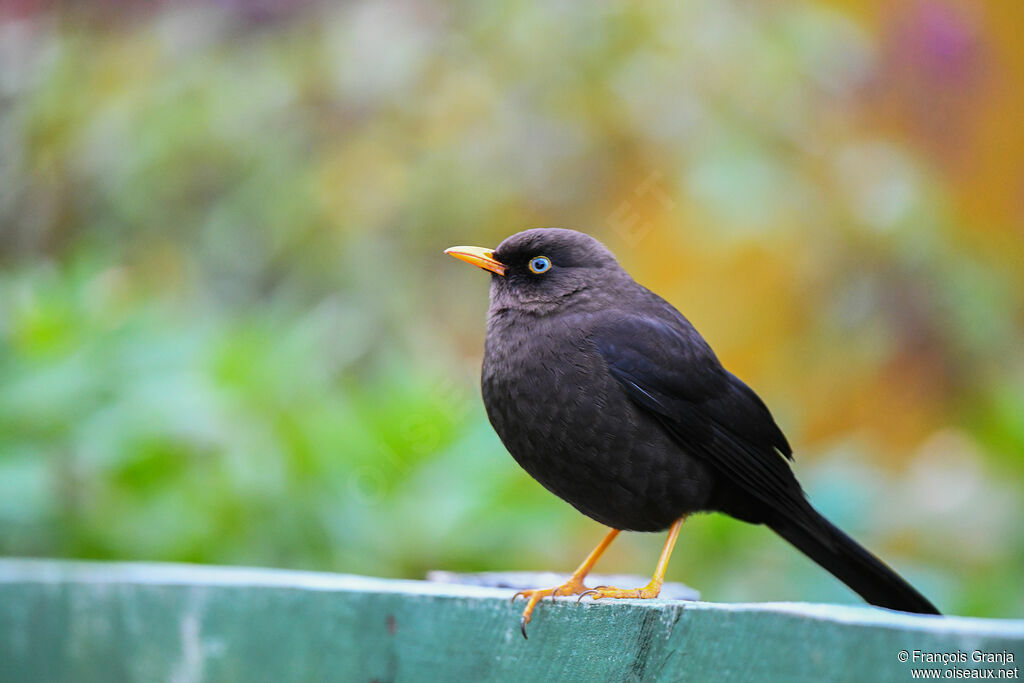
445,228,628,314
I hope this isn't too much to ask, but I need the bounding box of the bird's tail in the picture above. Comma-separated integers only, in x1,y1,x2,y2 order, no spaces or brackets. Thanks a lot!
767,502,940,615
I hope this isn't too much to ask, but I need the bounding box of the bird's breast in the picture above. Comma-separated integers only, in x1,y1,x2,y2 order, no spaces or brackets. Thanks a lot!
480,314,714,531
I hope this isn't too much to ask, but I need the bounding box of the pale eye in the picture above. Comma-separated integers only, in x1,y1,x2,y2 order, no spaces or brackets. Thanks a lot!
528,256,552,274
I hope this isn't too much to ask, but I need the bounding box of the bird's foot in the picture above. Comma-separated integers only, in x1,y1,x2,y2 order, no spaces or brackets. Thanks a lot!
577,580,663,601
511,576,590,639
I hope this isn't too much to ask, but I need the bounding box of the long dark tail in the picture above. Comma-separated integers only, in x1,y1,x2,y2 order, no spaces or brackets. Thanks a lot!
767,502,940,615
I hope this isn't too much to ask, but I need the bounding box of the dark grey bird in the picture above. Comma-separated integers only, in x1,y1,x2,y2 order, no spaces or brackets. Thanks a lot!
445,227,940,637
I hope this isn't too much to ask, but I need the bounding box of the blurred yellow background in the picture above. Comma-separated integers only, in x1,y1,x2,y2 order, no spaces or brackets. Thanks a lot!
0,0,1021,617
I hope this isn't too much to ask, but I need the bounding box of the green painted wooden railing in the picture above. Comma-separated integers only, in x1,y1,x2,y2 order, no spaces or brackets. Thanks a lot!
1,559,1021,682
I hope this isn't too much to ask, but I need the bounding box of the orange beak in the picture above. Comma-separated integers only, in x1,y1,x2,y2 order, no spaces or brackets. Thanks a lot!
444,245,507,276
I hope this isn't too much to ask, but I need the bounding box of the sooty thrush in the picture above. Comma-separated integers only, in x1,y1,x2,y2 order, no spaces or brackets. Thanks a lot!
445,228,940,638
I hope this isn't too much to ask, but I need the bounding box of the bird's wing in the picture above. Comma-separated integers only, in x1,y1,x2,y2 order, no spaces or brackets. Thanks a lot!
591,314,805,517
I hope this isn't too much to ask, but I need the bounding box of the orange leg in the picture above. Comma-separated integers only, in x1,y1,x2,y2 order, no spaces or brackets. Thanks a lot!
512,527,620,638
579,515,686,601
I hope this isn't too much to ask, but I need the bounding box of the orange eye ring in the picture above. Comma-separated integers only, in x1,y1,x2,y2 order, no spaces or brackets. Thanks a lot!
529,256,552,274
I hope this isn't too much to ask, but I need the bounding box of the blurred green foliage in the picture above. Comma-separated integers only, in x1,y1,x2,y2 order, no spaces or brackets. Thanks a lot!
1,0,1022,618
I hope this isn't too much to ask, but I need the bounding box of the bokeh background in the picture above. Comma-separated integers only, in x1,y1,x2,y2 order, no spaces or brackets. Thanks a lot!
1,0,1022,618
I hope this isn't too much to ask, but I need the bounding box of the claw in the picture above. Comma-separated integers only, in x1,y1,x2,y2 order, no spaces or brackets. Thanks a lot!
506,520,683,635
